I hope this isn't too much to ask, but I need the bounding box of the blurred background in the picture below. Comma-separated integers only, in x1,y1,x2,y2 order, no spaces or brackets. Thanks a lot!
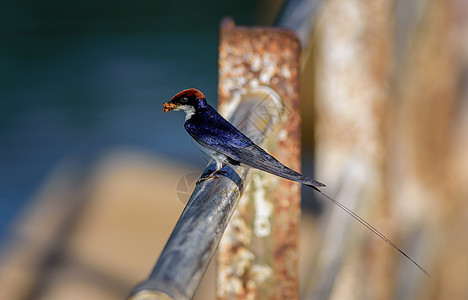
1,0,467,299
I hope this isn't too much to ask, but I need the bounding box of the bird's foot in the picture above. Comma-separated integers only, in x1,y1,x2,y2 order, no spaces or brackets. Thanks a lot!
197,168,228,184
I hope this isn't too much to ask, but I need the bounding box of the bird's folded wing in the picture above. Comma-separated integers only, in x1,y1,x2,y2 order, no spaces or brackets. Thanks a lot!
188,123,324,189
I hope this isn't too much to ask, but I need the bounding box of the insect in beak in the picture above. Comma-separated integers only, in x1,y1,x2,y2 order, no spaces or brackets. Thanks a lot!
163,102,178,113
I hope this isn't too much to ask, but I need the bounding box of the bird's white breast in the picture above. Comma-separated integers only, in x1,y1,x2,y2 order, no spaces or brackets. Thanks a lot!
192,139,228,169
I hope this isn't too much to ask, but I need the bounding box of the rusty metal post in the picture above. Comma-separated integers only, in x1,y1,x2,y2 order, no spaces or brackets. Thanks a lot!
304,1,394,299
217,19,302,300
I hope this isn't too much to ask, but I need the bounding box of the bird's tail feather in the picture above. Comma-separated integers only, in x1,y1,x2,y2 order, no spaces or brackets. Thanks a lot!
228,144,430,276
315,189,431,278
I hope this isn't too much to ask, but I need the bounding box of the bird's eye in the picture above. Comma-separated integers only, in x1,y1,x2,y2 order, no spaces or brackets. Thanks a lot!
181,97,188,103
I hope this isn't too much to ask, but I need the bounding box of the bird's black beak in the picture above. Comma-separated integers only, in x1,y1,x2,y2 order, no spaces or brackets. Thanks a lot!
163,102,178,113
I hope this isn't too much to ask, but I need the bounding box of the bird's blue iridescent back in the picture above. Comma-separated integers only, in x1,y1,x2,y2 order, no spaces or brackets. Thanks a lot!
184,104,253,150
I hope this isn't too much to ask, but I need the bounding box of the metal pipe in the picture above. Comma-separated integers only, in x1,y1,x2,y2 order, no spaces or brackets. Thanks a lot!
275,0,324,48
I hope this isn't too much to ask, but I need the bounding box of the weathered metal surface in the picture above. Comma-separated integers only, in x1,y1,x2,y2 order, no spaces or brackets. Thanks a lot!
391,1,464,299
305,1,393,299
217,19,301,300
300,1,468,299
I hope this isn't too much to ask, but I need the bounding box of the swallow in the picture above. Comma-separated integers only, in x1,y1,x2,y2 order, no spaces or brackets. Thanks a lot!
163,88,430,277
163,88,325,189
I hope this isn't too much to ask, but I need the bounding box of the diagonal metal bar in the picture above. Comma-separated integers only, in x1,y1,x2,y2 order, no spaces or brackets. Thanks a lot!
275,0,324,48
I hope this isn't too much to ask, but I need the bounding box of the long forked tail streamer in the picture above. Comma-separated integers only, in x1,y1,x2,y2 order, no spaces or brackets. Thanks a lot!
316,190,431,278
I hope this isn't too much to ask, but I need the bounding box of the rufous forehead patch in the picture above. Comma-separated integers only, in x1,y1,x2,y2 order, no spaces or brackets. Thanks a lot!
171,88,206,101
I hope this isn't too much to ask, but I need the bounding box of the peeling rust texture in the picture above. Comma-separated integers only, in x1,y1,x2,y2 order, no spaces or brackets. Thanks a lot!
217,19,301,300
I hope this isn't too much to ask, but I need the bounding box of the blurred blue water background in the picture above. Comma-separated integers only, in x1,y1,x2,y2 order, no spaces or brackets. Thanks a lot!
0,0,259,241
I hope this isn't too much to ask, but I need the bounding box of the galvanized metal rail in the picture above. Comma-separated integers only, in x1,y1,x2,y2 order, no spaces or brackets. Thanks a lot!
128,162,246,300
